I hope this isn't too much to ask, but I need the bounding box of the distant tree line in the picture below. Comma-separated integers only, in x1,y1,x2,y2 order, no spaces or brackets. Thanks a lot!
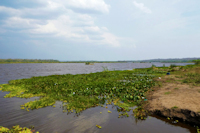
0,59,60,63
132,58,200,63
1,58,200,64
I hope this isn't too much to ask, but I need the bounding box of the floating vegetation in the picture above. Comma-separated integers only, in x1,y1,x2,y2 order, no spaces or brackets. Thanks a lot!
85,62,94,65
96,125,102,129
0,67,168,119
133,106,148,120
118,112,129,118
0,125,39,133
108,110,112,113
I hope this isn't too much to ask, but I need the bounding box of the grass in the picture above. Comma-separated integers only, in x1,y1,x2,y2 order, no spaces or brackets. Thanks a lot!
182,73,200,85
174,88,179,90
171,106,178,109
164,92,171,95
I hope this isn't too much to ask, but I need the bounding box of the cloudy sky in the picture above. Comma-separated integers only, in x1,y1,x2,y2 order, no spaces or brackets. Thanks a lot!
0,0,199,61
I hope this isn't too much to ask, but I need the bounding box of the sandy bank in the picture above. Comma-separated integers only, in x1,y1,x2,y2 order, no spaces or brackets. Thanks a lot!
145,74,200,126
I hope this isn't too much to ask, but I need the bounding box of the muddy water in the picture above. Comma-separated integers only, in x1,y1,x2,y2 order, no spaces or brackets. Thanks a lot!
0,63,197,133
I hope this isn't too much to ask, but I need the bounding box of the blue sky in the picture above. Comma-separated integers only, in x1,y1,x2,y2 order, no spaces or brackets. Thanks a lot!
0,0,200,61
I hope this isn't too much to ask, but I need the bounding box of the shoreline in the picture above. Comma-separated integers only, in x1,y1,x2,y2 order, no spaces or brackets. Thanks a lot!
144,66,200,126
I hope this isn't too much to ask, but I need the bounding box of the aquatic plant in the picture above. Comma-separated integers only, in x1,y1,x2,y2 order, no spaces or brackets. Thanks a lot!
0,67,167,119
0,125,38,133
85,62,90,65
102,66,109,72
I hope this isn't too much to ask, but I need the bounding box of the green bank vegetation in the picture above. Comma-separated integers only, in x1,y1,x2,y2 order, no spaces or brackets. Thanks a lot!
133,58,200,63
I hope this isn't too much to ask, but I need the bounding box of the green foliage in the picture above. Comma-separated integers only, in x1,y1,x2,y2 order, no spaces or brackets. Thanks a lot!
193,59,200,65
0,125,38,133
182,73,200,85
164,92,171,95
151,64,156,68
85,62,94,65
171,106,178,109
170,64,177,68
133,106,148,120
118,112,129,118
102,66,109,72
197,126,200,133
0,69,158,115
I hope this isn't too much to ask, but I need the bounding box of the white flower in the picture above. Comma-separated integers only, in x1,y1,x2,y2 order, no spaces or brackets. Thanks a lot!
73,92,75,94
142,97,145,99
86,88,88,90
159,77,161,79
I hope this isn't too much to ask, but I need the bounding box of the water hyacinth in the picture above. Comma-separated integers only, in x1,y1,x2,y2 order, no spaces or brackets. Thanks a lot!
0,67,163,119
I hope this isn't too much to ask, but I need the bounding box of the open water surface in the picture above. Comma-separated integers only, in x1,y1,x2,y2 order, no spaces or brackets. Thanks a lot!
0,63,197,133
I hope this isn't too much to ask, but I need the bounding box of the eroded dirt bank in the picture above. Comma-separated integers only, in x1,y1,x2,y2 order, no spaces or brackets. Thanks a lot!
144,74,200,126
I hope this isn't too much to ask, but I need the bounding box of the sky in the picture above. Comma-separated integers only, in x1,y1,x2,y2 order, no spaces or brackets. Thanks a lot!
0,0,200,61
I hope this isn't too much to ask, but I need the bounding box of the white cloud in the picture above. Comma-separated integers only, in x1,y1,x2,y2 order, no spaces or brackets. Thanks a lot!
32,22,58,34
0,0,120,47
0,6,21,16
3,17,39,29
133,1,152,14
64,0,110,13
102,33,120,47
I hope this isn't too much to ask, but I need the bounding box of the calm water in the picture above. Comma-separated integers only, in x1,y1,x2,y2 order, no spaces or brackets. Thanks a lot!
0,63,197,133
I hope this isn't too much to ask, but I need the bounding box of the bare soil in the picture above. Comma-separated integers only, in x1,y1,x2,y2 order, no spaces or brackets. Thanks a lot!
144,75,200,125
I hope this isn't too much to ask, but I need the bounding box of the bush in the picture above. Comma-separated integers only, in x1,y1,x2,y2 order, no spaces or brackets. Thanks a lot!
170,64,177,68
193,60,200,65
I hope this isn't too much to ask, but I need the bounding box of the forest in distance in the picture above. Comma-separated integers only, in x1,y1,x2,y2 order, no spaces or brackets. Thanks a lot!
0,58,200,64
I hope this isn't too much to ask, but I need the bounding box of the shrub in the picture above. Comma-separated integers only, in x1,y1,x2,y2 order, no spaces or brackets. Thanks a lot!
193,60,200,65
